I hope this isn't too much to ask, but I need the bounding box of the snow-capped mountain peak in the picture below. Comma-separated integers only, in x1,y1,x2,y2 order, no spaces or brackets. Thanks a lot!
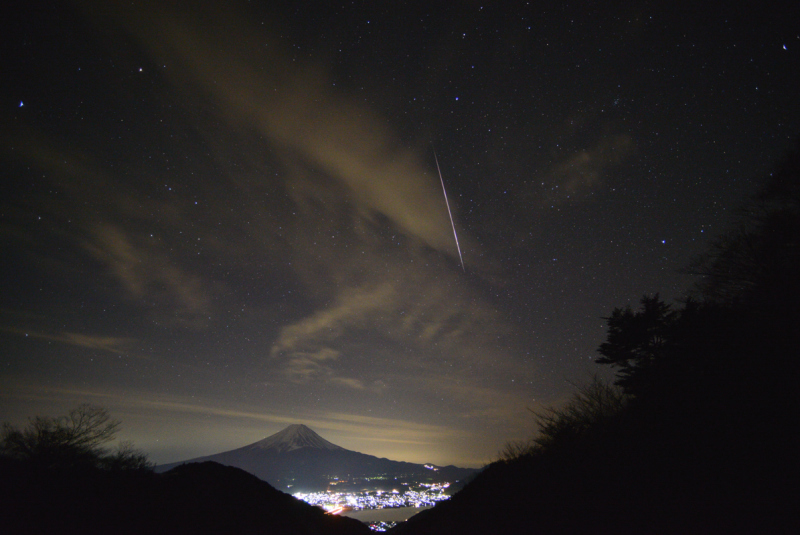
248,424,345,453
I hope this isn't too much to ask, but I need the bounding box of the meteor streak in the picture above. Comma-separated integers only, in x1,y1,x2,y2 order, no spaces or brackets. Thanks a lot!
433,150,465,272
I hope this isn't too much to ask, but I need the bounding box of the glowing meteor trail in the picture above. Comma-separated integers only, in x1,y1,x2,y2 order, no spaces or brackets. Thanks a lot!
434,150,465,272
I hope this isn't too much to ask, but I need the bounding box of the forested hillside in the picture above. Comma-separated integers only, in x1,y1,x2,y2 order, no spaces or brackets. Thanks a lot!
392,146,800,534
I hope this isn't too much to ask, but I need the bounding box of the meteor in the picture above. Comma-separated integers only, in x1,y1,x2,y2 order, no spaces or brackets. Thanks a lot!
433,150,465,272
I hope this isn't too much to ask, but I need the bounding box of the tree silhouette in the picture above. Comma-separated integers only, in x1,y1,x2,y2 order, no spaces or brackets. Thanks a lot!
498,377,626,461
595,294,677,397
1,404,150,471
689,142,800,319
102,440,153,471
684,141,800,396
471,143,800,535
531,378,626,450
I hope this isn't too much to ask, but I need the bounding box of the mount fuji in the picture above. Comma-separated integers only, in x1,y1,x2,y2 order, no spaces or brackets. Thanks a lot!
156,424,477,492
245,424,345,453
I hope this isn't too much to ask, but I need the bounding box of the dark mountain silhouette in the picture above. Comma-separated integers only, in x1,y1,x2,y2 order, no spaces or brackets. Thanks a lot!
388,148,800,535
156,424,477,492
0,457,370,535
388,369,798,534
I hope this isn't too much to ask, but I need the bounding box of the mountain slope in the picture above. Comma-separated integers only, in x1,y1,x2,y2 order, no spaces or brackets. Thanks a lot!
389,396,799,535
245,424,344,453
0,458,370,535
156,424,477,492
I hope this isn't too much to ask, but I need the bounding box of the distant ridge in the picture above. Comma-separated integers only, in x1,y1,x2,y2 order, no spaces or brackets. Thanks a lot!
156,424,478,492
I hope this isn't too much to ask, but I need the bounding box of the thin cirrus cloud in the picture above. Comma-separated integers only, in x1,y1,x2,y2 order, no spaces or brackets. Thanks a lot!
0,327,138,357
91,2,498,354
75,2,543,439
83,224,211,323
542,134,634,206
270,283,397,359
107,0,460,260
5,136,216,327
268,269,517,392
1,379,467,462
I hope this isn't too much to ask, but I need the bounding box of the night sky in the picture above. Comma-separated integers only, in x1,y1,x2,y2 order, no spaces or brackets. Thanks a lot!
2,1,799,468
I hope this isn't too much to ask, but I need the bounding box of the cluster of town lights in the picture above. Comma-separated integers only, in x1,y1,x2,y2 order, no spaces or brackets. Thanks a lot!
294,482,451,514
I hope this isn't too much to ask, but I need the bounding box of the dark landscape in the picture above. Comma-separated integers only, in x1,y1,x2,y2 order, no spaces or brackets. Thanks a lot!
3,0,800,533
156,423,477,492
0,456,370,535
3,156,799,531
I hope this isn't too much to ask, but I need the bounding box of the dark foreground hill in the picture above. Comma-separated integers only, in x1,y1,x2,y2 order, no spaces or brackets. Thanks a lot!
157,424,477,492
390,397,799,535
389,305,800,535
0,459,370,535
390,151,800,535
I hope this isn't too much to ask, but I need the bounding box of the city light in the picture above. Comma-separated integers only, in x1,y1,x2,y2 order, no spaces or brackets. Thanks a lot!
295,482,452,512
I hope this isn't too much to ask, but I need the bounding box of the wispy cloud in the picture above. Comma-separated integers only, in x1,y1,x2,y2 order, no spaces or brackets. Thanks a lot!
268,269,516,392
0,379,465,451
0,2,558,468
281,347,341,383
329,377,387,393
270,283,397,358
83,224,211,324
3,134,216,327
0,327,147,358
106,1,459,260
543,134,634,206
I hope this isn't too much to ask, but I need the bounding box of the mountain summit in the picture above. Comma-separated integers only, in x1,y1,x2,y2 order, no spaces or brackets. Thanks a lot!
248,424,344,453
157,424,477,492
